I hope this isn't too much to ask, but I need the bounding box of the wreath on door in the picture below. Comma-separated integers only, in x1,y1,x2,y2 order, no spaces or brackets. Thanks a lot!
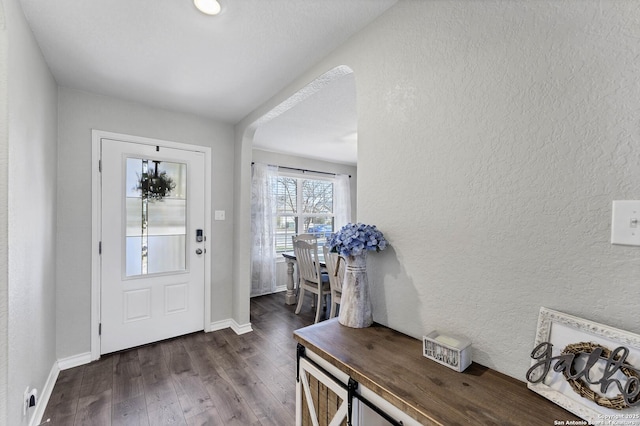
137,162,176,201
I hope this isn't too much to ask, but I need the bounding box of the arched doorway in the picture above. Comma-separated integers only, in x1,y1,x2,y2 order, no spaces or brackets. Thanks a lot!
240,65,358,314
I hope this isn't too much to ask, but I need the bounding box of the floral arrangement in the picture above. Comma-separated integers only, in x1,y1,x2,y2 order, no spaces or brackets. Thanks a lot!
328,223,387,257
137,170,175,201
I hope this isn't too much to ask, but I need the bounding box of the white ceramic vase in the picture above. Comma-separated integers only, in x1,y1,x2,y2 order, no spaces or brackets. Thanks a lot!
338,252,373,328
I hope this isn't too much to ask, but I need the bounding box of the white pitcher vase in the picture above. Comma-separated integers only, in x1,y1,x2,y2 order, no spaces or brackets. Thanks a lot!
338,252,373,328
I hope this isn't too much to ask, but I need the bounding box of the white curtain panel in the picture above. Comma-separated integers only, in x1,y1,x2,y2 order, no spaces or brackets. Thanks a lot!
334,174,352,230
250,163,278,297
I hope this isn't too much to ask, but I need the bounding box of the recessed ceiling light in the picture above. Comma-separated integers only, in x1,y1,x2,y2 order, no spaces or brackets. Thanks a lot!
194,0,221,15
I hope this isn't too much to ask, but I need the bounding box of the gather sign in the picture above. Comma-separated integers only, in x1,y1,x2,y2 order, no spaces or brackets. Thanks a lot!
526,341,640,409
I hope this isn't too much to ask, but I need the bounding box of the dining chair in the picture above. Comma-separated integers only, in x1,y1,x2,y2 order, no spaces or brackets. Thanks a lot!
293,238,331,323
323,245,344,319
291,233,318,297
292,233,317,244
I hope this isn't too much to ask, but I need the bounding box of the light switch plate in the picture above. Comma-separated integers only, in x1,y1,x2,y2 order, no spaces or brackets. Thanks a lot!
611,201,640,246
214,210,225,221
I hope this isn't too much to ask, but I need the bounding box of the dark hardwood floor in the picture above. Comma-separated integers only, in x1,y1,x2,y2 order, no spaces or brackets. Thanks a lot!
43,292,330,425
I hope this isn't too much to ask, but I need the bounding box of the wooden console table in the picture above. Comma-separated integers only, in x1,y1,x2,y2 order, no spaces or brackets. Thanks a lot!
294,319,581,425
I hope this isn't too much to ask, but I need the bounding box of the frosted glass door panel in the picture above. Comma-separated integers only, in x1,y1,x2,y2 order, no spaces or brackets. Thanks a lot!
126,198,143,236
159,162,187,198
125,157,187,277
125,236,187,276
147,199,186,235
125,237,143,276
147,235,186,274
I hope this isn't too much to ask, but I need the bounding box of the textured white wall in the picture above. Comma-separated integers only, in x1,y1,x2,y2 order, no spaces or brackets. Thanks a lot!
5,0,58,423
240,0,640,380
0,1,8,423
57,88,236,358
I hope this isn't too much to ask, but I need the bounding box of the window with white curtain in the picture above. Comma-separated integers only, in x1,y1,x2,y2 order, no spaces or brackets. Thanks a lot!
251,163,351,297
275,173,335,253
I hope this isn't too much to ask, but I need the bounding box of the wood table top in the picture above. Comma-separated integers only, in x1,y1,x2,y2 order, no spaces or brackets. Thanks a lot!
294,319,581,425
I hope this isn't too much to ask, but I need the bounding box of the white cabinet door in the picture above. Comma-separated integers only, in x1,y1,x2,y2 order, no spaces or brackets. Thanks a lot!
298,348,422,426
296,357,349,426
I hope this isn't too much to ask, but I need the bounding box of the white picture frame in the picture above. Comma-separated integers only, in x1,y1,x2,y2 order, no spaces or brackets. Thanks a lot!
528,307,640,425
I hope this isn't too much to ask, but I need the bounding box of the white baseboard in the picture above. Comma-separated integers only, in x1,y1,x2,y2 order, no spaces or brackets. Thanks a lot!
31,352,92,425
230,320,253,335
209,318,253,335
209,319,233,332
29,360,60,426
57,352,92,371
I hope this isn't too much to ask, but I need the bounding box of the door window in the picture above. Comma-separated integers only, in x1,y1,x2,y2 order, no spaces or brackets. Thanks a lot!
125,158,187,276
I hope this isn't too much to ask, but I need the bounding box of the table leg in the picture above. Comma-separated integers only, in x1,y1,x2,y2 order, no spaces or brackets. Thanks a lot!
285,258,297,305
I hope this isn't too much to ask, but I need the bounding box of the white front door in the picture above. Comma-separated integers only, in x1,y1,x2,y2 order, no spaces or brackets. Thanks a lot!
100,138,206,354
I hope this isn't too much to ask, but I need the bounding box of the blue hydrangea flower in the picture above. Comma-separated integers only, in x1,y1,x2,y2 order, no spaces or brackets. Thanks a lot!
328,223,387,257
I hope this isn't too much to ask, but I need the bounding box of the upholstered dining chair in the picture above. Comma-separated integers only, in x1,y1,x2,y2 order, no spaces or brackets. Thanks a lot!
323,245,344,319
293,237,331,323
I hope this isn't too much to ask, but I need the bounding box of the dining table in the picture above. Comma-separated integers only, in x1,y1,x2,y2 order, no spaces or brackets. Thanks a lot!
281,251,326,305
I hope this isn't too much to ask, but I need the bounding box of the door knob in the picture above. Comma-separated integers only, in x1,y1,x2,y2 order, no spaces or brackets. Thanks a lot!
195,248,203,255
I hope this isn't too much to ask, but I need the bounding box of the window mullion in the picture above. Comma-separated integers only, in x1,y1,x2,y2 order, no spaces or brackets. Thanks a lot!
296,177,303,233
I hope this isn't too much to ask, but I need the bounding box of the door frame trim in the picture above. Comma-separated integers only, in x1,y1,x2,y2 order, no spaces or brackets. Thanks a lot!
91,129,212,361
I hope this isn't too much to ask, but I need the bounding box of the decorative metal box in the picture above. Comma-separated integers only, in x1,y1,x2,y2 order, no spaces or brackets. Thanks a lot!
423,331,472,372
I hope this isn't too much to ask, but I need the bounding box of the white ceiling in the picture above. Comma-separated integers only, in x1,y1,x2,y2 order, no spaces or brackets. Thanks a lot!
253,70,358,165
19,0,397,164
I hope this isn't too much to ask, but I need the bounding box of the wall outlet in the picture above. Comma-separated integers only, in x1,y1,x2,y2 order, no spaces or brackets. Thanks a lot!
29,388,38,408
23,386,29,416
22,387,37,416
